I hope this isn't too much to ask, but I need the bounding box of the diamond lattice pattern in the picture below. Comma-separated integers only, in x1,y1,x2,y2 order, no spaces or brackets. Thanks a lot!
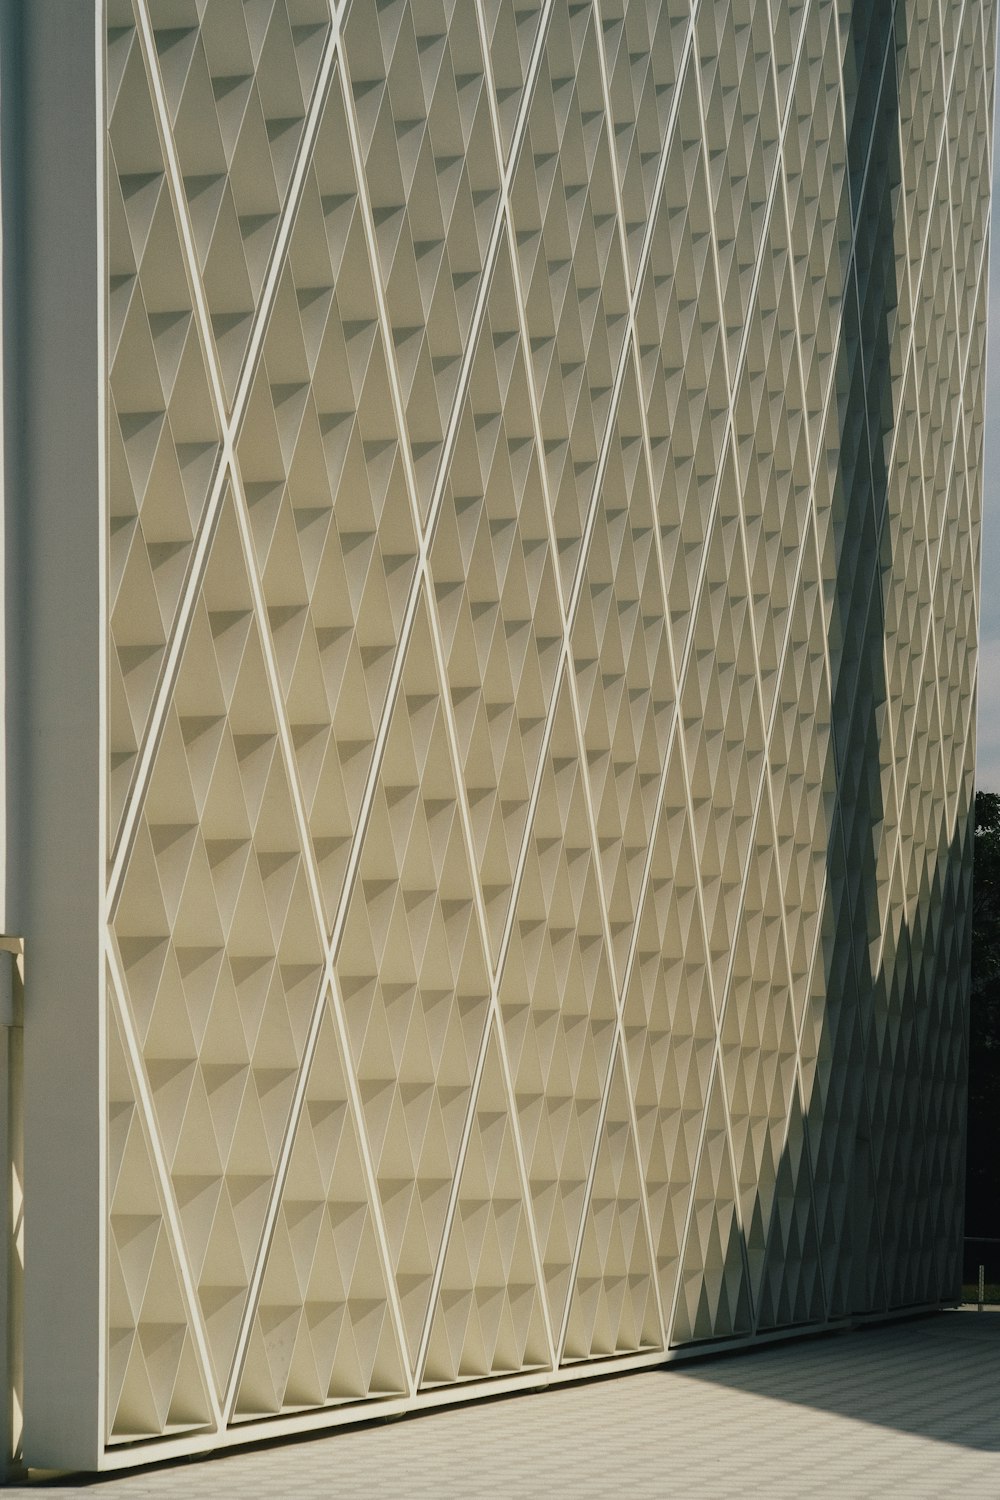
104,0,989,1454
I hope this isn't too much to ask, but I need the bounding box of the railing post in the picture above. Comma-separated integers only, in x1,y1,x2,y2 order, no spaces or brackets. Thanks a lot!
0,941,23,1481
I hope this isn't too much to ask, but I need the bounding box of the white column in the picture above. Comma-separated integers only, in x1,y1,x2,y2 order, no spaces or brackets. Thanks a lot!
16,0,104,1471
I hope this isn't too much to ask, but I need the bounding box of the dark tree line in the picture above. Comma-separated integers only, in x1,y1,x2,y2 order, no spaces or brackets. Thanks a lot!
966,790,1000,1241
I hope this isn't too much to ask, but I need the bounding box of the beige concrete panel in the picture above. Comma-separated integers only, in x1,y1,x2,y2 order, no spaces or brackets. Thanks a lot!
144,0,332,406
496,677,618,1334
236,64,419,934
111,487,326,1399
562,1047,661,1363
668,1070,751,1344
233,994,408,1421
334,593,493,1369
428,240,562,964
106,1000,213,1443
420,1023,549,1388
61,0,995,1466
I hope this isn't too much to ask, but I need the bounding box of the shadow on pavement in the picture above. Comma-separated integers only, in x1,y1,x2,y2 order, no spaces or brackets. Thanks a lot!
666,1312,1000,1451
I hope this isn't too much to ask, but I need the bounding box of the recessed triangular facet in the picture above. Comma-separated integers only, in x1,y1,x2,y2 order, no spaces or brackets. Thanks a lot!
421,1025,549,1387
562,1048,661,1362
113,485,325,1397
335,592,492,1369
108,11,222,847
107,993,214,1443
497,679,618,1335
235,997,407,1419
669,1071,752,1345
147,0,332,407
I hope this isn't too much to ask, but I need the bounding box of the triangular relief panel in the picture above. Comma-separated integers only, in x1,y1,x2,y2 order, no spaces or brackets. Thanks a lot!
333,592,493,1370
421,1024,549,1388
428,238,563,964
108,4,222,844
236,60,420,935
233,996,408,1421
341,0,503,518
562,1048,661,1363
146,0,333,405
106,992,214,1444
112,485,326,1398
622,743,717,1325
497,677,618,1336
669,1070,752,1345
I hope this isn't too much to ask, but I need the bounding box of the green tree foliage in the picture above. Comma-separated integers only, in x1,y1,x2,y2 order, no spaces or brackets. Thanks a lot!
966,790,1000,1240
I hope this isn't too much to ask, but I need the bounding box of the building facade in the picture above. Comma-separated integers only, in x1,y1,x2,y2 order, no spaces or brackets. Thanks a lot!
4,0,993,1471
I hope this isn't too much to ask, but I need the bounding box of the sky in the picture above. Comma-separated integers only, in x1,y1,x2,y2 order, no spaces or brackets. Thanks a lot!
977,61,1000,792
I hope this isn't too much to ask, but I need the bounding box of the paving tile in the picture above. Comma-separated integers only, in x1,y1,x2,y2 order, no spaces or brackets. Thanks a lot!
12,1311,1000,1497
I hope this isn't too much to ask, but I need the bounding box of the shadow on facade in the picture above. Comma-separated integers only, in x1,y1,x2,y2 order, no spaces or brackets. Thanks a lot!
677,0,978,1422
0,0,983,1470
810,0,973,1331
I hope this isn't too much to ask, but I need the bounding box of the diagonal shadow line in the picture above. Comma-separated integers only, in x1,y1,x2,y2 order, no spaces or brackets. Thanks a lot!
662,0,987,1363
823,0,981,1323
667,1312,1000,1452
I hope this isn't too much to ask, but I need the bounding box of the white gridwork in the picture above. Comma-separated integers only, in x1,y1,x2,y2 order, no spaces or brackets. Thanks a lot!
102,0,992,1462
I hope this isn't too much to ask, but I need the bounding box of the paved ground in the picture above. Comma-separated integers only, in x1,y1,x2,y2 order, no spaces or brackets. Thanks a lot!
18,1310,1000,1498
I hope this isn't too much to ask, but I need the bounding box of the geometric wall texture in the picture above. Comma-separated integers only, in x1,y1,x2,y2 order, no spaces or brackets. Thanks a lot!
22,0,995,1469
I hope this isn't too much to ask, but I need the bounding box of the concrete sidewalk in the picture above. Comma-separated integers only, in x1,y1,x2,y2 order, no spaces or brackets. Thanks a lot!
18,1311,1000,1498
